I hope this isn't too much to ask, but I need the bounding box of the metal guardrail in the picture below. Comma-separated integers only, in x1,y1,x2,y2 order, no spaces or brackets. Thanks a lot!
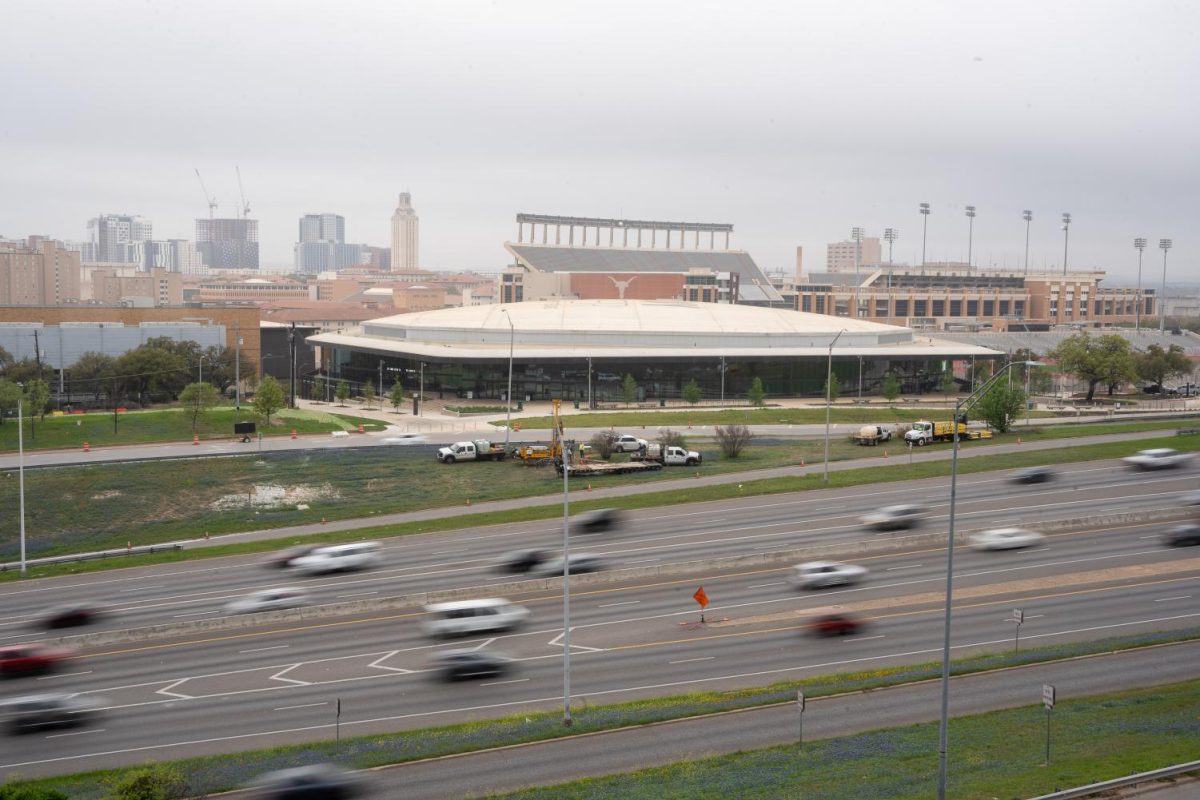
0,543,183,572
1027,759,1200,799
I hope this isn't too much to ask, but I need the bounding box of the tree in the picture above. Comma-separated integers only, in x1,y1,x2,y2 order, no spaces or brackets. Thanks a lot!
390,382,404,412
1028,365,1053,395
178,382,219,431
335,380,350,406
714,424,752,459
682,378,701,406
881,373,902,401
200,345,238,395
588,430,619,460
362,381,377,410
747,376,765,407
975,382,1026,433
0,380,22,425
658,428,688,449
70,351,117,402
939,370,957,395
823,372,840,403
0,344,13,374
621,373,639,405
312,376,327,403
1135,343,1191,390
253,374,286,424
24,378,50,420
2,358,53,387
1046,331,1136,402
108,764,187,800
113,346,188,404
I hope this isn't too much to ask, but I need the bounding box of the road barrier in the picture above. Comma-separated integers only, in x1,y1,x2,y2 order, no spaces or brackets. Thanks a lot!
1026,759,1200,799
0,543,184,573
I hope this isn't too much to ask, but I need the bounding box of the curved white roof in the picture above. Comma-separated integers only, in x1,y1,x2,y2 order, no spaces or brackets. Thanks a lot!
309,300,1001,361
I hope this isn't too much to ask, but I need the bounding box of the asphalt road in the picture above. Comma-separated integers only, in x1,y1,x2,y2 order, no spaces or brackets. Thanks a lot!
2,458,1195,637
1,513,1197,781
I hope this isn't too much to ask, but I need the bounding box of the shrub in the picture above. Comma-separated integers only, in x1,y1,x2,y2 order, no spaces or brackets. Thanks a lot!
588,430,619,460
747,377,765,407
682,379,701,406
0,786,70,800
658,428,687,449
109,765,187,800
714,424,752,458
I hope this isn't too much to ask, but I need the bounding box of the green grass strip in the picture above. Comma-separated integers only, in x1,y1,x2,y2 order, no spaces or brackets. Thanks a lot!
10,628,1199,799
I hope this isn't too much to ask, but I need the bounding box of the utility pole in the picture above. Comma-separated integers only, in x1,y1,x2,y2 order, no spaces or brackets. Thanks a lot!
235,329,242,411
287,323,297,409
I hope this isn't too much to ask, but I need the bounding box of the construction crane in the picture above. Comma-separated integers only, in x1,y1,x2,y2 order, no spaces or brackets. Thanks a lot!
194,168,217,219
236,166,250,219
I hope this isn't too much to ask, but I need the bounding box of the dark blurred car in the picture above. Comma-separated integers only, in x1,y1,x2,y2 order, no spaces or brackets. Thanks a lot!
39,603,105,629
532,553,607,577
431,649,512,681
573,508,623,534
494,549,549,574
2,693,101,735
248,763,365,799
1161,523,1200,547
1012,466,1054,484
0,643,74,678
807,613,867,637
263,545,318,569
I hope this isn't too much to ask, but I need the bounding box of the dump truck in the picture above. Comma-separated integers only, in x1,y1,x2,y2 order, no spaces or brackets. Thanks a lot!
436,439,508,463
851,425,892,446
903,420,994,446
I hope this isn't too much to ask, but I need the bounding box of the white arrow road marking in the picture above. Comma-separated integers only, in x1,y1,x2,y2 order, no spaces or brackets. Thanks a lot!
367,651,414,674
546,630,606,652
269,664,310,685
156,679,193,699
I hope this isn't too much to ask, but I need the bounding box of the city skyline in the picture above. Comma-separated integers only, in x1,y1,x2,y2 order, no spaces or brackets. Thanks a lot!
0,1,1194,280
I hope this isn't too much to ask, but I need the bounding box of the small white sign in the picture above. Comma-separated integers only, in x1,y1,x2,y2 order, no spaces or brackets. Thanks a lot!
1043,684,1056,709
797,691,805,713
1013,609,1024,624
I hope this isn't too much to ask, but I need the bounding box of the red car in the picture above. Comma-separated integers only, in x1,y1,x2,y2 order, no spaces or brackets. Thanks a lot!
808,613,867,637
0,643,74,678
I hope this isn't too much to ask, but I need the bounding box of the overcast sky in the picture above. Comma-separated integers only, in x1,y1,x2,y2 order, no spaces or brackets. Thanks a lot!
2,0,1196,281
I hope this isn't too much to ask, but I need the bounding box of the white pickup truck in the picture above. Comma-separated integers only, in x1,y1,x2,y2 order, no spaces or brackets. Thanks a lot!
632,444,703,466
1121,448,1194,470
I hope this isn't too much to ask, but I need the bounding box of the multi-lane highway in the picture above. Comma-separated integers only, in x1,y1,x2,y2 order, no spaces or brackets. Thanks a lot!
0,458,1196,782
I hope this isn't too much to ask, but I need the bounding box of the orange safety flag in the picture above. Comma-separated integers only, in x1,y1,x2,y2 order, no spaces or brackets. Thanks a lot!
693,586,709,609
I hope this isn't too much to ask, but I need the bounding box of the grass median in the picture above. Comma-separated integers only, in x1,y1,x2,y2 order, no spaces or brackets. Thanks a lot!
3,430,1197,582
9,628,1198,799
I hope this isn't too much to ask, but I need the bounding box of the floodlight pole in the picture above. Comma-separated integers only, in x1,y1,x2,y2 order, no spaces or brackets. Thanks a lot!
18,398,27,576
562,440,574,727
1133,238,1147,333
823,329,846,484
502,309,514,453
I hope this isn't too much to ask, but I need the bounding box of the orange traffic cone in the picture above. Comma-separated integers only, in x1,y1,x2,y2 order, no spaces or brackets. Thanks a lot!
800,457,805,467
358,423,365,434
193,434,199,446
291,428,297,439
82,441,90,452
1017,437,1022,445
882,450,888,458
587,484,592,491
466,499,472,506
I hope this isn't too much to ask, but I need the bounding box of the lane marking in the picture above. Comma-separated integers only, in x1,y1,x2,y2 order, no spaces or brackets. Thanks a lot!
599,601,641,608
270,664,310,685
844,635,885,643
239,645,290,654
274,702,328,711
480,678,529,687
119,585,162,593
156,679,192,699
171,610,218,618
46,728,105,739
1155,596,1192,603
669,656,715,665
336,591,379,598
749,582,785,588
886,564,922,571
36,671,92,680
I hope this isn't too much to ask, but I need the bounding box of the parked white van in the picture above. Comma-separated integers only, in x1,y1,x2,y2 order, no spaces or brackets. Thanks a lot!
420,598,531,638
289,542,382,575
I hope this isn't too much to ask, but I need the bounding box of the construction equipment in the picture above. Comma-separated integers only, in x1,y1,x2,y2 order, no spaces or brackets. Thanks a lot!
194,168,217,219
236,166,250,219
553,398,662,477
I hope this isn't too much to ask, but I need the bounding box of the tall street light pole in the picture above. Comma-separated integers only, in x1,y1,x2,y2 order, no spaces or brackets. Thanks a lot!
235,330,242,411
1134,238,1147,333
851,226,864,318
18,397,27,576
561,439,574,727
1158,239,1173,333
964,206,976,274
1060,213,1071,275
936,360,1041,800
823,329,847,484
501,309,514,454
919,203,931,270
1022,210,1033,274
883,227,899,265
198,354,205,386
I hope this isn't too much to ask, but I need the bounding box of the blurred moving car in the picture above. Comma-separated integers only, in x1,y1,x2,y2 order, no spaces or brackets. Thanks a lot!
861,504,926,532
1011,466,1055,484
39,603,105,629
494,549,549,574
381,433,428,446
789,561,868,590
807,612,867,637
969,527,1045,550
421,599,531,638
431,649,512,681
1181,490,1200,508
2,693,101,735
1121,448,1194,471
573,508,624,534
532,553,607,577
290,542,382,575
224,588,310,615
1161,522,1200,547
248,763,365,799
0,643,74,678
263,545,318,569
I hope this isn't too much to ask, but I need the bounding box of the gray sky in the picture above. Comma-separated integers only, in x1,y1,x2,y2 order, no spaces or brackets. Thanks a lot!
2,0,1196,280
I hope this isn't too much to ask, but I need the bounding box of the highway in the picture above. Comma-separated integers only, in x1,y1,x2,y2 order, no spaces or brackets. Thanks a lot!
1,493,1197,780
0,458,1194,637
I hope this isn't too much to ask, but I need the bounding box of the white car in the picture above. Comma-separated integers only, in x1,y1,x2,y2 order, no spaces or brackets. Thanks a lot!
861,504,926,532
420,598,531,638
290,542,382,575
612,434,649,453
789,561,869,589
224,587,310,615
1122,448,1194,471
969,527,1044,551
381,433,428,446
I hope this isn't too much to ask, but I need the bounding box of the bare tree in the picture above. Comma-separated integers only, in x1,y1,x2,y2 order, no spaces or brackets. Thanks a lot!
714,424,752,458
588,430,619,460
658,428,687,448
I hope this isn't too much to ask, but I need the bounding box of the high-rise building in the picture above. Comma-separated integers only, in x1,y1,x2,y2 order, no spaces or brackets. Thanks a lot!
0,238,82,305
362,245,391,271
826,237,882,273
196,218,259,270
86,214,153,264
293,213,364,274
146,239,206,275
390,192,419,271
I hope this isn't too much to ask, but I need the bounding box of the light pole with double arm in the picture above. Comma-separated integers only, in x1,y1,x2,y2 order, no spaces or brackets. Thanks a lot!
501,308,514,453
823,329,847,484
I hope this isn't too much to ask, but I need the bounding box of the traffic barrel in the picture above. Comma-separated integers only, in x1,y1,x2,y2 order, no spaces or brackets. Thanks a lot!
291,428,297,439
193,434,199,446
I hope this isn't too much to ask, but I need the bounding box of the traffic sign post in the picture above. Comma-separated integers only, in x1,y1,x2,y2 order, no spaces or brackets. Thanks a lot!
1011,608,1024,653
336,697,342,747
1042,684,1055,765
797,690,806,746
693,586,709,623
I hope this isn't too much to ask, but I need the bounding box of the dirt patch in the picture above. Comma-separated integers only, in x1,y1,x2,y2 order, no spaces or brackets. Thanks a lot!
90,490,122,500
209,483,340,510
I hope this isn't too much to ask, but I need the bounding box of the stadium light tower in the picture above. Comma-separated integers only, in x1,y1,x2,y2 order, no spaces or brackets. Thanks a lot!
883,228,899,264
964,206,976,274
919,203,931,269
1060,213,1071,275
1022,210,1033,274
1133,238,1147,332
851,227,865,319
1158,238,1173,333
